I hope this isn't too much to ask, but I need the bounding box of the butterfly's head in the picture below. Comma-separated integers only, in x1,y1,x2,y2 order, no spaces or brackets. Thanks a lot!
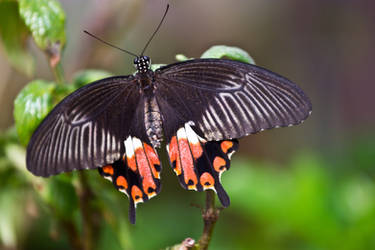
134,56,151,73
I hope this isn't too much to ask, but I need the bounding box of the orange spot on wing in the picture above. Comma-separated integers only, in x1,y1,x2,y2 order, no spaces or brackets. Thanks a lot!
169,136,178,162
213,156,226,172
131,185,143,204
178,138,198,190
127,155,137,172
221,141,234,154
143,143,160,178
168,136,181,175
134,147,156,196
116,176,128,189
102,165,114,175
190,142,203,160
200,172,215,189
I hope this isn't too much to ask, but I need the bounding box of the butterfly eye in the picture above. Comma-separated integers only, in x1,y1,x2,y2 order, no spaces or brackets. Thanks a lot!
143,56,149,61
134,58,139,64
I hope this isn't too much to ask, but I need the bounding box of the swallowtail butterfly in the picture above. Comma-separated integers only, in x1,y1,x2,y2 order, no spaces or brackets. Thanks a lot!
26,5,312,224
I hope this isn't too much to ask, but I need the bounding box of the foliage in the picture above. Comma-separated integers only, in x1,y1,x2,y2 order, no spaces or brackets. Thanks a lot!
18,0,66,52
0,1,374,250
0,1,34,76
14,80,66,145
201,45,255,64
72,70,113,88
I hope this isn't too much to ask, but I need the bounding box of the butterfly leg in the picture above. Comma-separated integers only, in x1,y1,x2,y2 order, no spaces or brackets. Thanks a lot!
98,136,162,224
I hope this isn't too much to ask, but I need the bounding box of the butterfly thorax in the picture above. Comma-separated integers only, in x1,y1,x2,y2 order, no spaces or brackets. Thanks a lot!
136,70,155,91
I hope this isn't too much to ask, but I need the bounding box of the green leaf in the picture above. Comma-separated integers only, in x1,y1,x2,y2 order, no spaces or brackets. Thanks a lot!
0,189,29,248
0,1,34,76
13,80,71,146
18,0,66,55
175,54,193,62
14,80,55,145
201,45,255,64
40,174,79,220
150,64,166,71
72,69,113,88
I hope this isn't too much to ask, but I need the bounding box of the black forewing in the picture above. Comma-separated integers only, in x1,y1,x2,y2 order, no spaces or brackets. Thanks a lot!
26,76,142,177
154,59,312,141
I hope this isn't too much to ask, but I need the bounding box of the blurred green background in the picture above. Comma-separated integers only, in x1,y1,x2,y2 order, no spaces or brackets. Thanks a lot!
1,0,375,249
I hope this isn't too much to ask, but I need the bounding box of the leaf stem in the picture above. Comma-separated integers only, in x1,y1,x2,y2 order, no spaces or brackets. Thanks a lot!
198,190,221,250
51,61,65,84
46,42,65,84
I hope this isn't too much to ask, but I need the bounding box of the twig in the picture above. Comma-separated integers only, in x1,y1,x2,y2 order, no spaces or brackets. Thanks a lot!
197,190,221,250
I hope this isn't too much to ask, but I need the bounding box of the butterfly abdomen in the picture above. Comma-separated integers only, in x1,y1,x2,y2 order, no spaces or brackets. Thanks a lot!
144,96,163,148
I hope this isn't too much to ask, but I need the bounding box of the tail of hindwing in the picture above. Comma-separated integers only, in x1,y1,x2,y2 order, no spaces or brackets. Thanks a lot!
166,122,238,207
98,136,162,224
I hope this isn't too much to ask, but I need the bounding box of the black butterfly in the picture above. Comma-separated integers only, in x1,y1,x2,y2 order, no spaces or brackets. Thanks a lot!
26,6,312,224
26,54,312,223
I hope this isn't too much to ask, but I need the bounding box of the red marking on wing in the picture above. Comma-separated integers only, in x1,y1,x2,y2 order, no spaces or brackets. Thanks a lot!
190,142,203,160
143,143,160,179
134,147,156,197
168,136,181,175
116,176,128,189
200,172,215,189
127,155,137,172
131,185,143,203
213,156,226,172
221,141,234,154
102,165,114,175
178,138,198,189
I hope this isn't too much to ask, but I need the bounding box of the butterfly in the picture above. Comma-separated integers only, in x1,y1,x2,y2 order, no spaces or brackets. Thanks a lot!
25,6,312,224
26,54,312,223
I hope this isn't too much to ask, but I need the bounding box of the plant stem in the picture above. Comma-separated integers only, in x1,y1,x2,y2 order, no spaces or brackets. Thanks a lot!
79,172,100,250
51,61,65,84
198,190,221,250
61,219,83,250
46,42,65,84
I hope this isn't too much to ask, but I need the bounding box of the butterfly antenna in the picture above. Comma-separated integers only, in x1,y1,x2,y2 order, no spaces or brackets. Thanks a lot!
83,30,138,57
140,4,169,56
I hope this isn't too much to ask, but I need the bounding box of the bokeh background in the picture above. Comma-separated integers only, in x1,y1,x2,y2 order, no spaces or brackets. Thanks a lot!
1,0,375,249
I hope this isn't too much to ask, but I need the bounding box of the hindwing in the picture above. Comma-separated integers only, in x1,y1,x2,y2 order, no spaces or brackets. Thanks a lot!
166,122,238,206
98,137,161,224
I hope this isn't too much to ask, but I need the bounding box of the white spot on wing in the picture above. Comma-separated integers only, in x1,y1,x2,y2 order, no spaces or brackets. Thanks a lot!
104,176,112,182
148,192,156,199
134,198,144,206
132,137,143,150
227,151,235,160
125,136,134,158
119,189,129,198
203,186,217,192
177,127,187,139
185,121,207,142
185,123,199,144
